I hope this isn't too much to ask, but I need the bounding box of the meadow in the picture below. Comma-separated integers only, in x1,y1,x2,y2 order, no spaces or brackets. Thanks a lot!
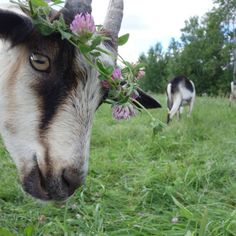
1,95,236,236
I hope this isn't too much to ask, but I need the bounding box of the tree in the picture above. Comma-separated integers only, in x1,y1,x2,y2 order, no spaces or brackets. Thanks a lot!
139,0,235,95
165,38,183,77
213,0,236,80
138,43,168,93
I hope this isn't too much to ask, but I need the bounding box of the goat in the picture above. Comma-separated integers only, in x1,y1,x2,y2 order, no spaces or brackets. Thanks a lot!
0,0,161,201
229,80,236,106
166,76,195,124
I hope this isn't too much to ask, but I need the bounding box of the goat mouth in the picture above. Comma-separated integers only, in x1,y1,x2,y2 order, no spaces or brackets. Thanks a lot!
22,156,50,200
22,155,78,201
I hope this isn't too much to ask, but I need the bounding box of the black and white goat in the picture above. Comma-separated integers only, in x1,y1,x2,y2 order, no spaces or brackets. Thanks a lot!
229,80,236,106
0,0,161,201
166,76,196,123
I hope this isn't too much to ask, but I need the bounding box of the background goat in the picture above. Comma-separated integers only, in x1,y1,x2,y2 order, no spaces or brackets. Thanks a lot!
0,0,161,201
166,75,195,123
229,80,236,106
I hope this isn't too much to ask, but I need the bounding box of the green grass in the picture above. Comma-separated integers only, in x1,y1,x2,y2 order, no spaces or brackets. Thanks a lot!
1,95,236,235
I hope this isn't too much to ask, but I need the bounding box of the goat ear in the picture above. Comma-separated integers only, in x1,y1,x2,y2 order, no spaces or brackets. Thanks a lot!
135,88,162,109
0,9,33,45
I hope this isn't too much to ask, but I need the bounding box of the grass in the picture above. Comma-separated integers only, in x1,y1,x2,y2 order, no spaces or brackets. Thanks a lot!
1,95,236,235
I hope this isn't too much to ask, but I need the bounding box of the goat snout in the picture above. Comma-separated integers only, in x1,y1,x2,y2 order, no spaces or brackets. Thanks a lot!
23,166,85,201
62,168,85,196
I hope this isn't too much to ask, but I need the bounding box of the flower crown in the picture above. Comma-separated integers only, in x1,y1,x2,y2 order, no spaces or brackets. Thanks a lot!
11,0,166,134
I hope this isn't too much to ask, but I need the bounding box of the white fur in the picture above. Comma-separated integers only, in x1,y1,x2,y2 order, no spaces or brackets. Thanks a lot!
0,3,115,198
0,41,43,178
0,41,113,177
167,79,195,122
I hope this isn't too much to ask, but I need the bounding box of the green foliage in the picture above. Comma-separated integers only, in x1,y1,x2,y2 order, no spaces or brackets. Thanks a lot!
118,33,130,46
178,11,232,95
139,2,235,96
139,43,168,93
1,96,236,235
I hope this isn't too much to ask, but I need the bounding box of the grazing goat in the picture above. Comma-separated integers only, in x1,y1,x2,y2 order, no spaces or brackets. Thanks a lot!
0,0,161,200
229,80,236,106
166,76,195,123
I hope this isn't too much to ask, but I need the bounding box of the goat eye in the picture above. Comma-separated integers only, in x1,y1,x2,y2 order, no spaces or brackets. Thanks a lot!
29,53,50,72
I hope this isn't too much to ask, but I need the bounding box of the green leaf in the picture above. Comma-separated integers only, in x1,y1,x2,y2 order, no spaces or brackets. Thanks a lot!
121,67,129,74
199,208,208,236
31,0,48,7
24,225,34,236
51,0,64,5
107,65,114,75
152,123,164,136
134,62,146,70
98,74,107,81
77,32,93,44
122,60,133,68
90,51,101,57
91,36,102,49
118,33,129,46
59,30,72,40
172,196,193,219
185,231,194,236
33,22,55,36
79,44,92,54
0,228,14,236
95,47,112,57
96,60,111,76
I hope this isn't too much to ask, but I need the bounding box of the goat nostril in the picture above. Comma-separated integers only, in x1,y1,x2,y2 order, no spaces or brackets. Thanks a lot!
61,173,70,188
62,169,84,195
23,165,49,200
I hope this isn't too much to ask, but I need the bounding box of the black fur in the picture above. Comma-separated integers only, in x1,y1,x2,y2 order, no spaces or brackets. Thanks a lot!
62,1,92,24
32,3,95,132
29,34,80,132
169,75,194,93
0,10,82,132
136,88,162,109
0,10,33,46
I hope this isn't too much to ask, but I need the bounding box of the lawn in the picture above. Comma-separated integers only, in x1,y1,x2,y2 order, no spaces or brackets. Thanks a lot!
1,95,236,235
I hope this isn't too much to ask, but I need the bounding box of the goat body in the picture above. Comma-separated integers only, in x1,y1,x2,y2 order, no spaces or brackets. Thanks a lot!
166,76,195,123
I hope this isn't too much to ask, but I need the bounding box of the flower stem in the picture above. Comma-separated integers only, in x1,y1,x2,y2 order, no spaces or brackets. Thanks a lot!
131,98,167,127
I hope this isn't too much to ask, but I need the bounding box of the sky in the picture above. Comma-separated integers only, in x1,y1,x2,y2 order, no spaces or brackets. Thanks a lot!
2,0,215,62
92,0,215,62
